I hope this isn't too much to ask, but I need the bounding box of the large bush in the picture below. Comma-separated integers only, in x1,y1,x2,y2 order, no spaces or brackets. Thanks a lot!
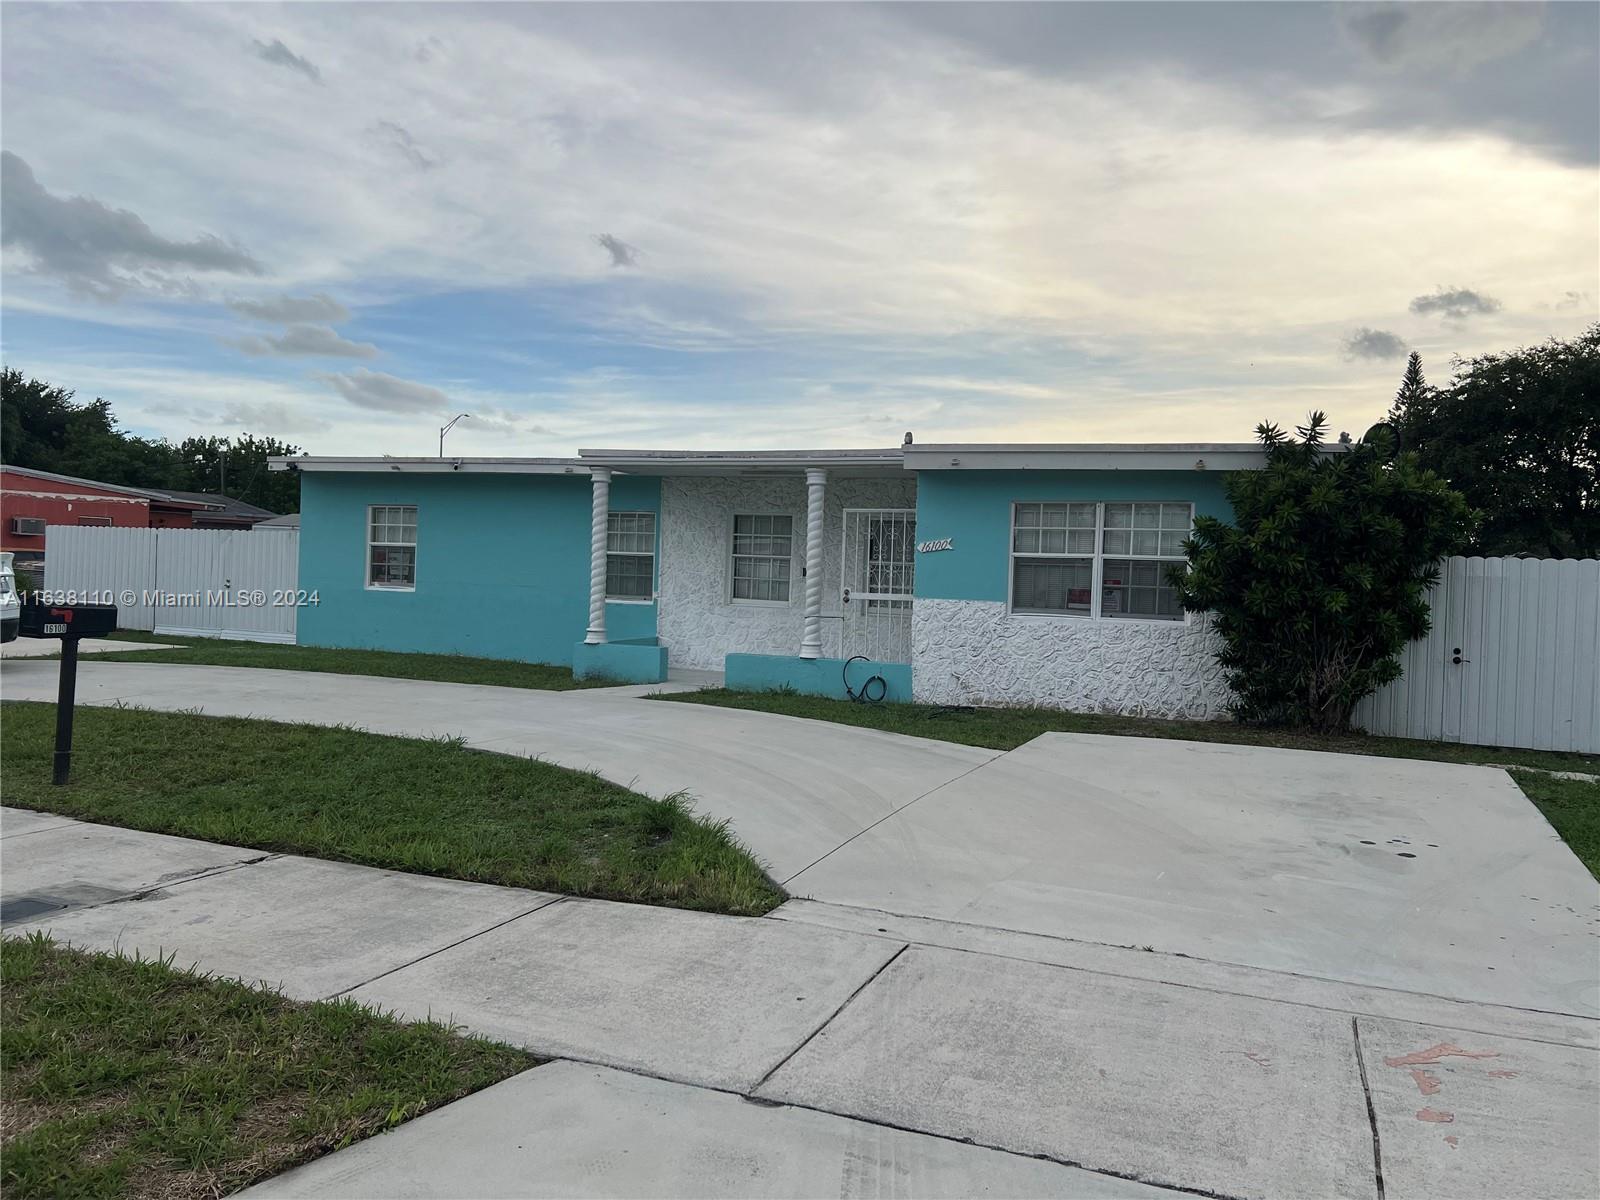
1177,414,1469,731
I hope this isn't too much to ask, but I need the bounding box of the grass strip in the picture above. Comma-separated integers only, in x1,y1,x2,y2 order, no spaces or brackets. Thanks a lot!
656,687,1600,774
85,633,605,691
1514,770,1600,879
1,702,782,916
0,933,536,1200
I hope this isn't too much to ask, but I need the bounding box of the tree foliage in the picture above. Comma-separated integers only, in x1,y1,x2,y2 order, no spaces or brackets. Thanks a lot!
1389,325,1599,558
1393,350,1429,414
1,367,302,514
1177,413,1470,732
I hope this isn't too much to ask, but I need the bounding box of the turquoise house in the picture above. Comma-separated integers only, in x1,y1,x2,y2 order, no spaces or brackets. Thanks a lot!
276,442,1266,718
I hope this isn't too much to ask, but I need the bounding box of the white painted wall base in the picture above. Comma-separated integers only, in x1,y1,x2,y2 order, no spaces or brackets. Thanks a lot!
910,598,1233,719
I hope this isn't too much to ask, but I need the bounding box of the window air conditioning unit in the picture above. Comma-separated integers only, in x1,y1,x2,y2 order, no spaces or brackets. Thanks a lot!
11,517,47,536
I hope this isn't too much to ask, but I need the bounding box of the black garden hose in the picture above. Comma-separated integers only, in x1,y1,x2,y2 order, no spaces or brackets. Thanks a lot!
842,654,888,704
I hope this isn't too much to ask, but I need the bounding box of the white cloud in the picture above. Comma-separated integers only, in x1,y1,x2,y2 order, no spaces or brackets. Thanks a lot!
233,323,378,358
321,368,451,413
0,3,1593,450
228,292,349,323
593,233,639,268
1,150,261,299
1337,2,1544,74
252,37,321,84
7,3,1589,342
1409,286,1503,321
1341,328,1409,360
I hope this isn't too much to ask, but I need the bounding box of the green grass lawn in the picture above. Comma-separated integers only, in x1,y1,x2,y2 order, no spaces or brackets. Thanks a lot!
1514,771,1600,880
84,632,605,691
0,702,782,916
657,688,1600,774
0,933,536,1200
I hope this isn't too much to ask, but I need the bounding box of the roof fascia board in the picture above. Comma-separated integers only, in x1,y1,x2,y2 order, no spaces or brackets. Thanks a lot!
904,444,1276,471
268,457,588,475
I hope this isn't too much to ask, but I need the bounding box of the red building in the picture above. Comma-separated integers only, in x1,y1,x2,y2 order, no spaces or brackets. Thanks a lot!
0,465,246,575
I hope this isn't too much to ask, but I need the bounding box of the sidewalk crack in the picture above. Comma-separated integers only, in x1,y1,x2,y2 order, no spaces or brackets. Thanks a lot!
1352,1016,1387,1200
780,752,1002,886
324,894,565,1000
747,942,909,1095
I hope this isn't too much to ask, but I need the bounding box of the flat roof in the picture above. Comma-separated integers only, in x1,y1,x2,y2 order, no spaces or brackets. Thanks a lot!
902,442,1303,471
270,441,1320,477
577,448,905,477
269,456,589,475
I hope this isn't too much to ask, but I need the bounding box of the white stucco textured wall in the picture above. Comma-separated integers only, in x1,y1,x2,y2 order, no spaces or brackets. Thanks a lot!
658,475,916,671
910,599,1234,719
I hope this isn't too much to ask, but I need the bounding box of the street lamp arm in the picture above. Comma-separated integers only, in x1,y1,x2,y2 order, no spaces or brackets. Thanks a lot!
438,412,472,457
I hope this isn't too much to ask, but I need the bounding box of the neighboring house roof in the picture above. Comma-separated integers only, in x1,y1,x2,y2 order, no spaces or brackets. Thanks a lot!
255,512,299,528
1,466,281,518
1,463,162,500
136,488,280,521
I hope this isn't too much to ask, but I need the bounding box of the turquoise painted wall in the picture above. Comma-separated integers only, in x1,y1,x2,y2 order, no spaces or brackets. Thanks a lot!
912,470,1236,602
297,471,660,664
725,653,914,703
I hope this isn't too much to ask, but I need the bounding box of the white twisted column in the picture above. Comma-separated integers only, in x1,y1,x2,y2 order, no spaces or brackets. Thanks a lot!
584,467,611,645
799,467,827,659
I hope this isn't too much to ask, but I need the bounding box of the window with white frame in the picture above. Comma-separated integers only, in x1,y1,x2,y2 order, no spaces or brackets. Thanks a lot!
368,505,417,588
1011,502,1096,616
606,511,656,600
1010,501,1191,620
730,514,793,603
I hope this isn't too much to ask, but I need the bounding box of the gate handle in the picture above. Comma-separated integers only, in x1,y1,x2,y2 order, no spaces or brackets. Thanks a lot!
1452,647,1470,665
842,588,851,605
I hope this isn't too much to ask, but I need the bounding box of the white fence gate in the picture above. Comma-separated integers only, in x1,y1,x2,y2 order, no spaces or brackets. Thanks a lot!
1354,556,1600,754
43,525,299,644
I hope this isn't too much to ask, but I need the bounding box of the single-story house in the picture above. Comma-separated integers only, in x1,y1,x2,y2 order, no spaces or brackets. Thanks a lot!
269,441,1281,718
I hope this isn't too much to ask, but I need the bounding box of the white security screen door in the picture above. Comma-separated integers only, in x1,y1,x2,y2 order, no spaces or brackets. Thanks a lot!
841,508,916,663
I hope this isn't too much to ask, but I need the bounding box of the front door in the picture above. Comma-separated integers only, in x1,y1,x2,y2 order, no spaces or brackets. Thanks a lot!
840,508,915,663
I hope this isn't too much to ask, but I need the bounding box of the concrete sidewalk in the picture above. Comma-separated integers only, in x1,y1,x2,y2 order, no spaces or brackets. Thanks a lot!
4,810,1596,1200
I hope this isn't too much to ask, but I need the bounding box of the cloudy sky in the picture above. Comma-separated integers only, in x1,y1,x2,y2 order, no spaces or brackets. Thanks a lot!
2,2,1595,457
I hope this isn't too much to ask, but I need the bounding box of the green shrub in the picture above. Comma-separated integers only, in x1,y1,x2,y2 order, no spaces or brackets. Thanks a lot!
1176,413,1470,731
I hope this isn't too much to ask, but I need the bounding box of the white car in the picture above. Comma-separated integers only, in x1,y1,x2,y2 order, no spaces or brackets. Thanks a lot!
1,551,20,642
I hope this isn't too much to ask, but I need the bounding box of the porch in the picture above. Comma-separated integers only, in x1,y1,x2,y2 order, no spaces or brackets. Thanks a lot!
571,449,917,696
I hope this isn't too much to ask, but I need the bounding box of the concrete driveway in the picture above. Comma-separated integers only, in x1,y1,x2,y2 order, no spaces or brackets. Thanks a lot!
3,659,1595,1019
9,659,1600,1017
787,732,1600,1016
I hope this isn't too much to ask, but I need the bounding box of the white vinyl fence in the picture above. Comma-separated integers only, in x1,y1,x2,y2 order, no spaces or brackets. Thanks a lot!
43,525,299,644
1354,556,1600,754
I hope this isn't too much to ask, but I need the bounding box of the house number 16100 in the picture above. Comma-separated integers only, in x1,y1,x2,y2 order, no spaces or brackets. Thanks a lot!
916,538,954,553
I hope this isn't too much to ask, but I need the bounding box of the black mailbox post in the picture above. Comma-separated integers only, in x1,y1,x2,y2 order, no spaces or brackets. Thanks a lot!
19,602,118,785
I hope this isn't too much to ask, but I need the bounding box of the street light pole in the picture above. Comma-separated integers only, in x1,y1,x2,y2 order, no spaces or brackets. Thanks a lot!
439,413,472,457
